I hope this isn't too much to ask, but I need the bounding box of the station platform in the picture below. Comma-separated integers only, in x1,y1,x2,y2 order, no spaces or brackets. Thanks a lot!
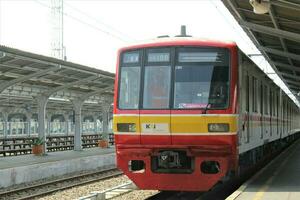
0,147,116,188
227,139,300,200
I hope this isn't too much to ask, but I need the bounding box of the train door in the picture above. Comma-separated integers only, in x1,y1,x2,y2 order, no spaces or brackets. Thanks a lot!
140,48,172,145
242,72,250,144
237,51,243,146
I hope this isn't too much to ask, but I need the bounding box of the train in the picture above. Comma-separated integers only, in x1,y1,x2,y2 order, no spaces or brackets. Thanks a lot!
113,29,300,191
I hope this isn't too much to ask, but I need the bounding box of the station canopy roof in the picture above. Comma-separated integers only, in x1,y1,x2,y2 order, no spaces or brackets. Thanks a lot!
0,45,115,114
223,0,300,103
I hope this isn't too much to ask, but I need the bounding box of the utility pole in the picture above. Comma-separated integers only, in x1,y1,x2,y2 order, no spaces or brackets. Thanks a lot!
51,0,65,60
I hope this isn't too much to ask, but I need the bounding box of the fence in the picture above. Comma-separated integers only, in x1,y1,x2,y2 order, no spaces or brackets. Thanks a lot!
0,122,113,137
0,133,115,157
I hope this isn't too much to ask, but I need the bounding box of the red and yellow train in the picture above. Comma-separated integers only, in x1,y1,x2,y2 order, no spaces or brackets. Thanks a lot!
113,34,300,191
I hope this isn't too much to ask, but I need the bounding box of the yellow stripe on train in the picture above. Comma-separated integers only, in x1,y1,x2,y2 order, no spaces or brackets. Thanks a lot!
171,115,237,133
113,115,238,134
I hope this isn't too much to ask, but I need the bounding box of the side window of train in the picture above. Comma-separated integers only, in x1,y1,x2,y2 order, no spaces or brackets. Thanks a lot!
264,85,268,115
252,77,257,113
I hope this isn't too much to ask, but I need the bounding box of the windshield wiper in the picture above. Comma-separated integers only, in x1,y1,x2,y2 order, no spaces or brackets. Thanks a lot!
203,103,211,114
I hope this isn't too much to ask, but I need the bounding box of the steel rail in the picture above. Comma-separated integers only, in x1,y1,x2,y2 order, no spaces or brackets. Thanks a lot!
0,167,122,200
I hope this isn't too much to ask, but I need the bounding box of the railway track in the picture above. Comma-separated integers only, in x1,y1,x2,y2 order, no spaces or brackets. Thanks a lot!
0,167,122,200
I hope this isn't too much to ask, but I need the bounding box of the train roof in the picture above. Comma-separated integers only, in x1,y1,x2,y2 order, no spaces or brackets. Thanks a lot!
119,37,237,52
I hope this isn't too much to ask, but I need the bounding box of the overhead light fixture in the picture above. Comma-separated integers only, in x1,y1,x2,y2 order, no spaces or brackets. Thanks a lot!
249,0,270,14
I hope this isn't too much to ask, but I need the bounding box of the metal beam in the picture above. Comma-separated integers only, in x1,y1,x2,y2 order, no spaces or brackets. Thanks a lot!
0,67,105,92
81,85,114,101
239,21,300,43
269,5,296,76
290,87,300,92
286,82,300,89
235,7,300,26
0,67,60,93
43,75,99,97
1,51,114,79
280,72,300,81
286,80,300,87
274,61,300,73
29,77,102,91
271,0,300,11
261,47,300,61
0,63,40,72
1,50,61,67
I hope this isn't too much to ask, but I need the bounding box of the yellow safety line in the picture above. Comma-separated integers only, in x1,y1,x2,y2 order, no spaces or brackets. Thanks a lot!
226,184,248,200
252,145,296,200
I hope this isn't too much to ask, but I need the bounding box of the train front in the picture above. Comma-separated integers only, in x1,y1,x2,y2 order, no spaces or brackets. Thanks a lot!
113,39,238,191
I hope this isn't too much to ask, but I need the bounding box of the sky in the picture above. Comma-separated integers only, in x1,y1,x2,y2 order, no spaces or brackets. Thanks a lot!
0,0,299,106
0,0,256,72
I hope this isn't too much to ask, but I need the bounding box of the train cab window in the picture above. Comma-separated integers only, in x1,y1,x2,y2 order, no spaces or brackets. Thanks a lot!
143,66,171,109
174,48,229,109
118,51,141,109
143,49,171,109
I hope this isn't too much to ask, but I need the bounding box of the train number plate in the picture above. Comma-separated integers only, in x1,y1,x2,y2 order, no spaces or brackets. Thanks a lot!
141,123,169,133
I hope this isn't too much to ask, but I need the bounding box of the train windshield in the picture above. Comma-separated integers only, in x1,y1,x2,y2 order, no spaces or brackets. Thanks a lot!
174,48,230,109
118,47,230,110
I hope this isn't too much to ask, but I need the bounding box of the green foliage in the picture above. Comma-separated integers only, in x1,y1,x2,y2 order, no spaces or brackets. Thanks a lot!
31,138,44,146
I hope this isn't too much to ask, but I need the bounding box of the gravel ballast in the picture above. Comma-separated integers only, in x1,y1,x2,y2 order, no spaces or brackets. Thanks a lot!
39,175,129,200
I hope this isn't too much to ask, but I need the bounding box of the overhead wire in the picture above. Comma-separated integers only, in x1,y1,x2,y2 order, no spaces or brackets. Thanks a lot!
63,1,136,42
35,0,132,43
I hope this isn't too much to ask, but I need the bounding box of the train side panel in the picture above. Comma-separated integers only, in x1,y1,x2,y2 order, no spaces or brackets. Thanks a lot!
237,49,300,162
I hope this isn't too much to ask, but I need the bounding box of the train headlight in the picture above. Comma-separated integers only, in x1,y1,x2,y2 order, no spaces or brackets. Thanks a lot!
208,123,229,132
117,123,136,132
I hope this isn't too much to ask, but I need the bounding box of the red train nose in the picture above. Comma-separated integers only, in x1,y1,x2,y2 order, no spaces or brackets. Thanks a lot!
116,145,232,191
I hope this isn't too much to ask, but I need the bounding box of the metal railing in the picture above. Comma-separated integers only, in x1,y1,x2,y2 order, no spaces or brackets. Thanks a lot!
0,122,113,137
